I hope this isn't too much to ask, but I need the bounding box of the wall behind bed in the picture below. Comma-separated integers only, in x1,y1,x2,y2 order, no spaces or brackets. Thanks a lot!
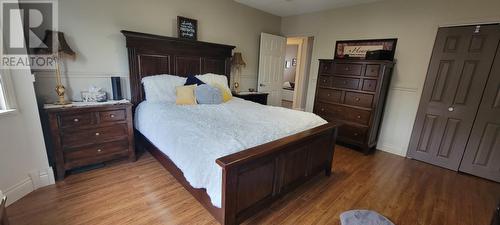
34,0,281,103
281,0,500,157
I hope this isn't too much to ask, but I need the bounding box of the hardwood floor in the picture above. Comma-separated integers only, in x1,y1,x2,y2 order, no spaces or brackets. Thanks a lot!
7,146,500,225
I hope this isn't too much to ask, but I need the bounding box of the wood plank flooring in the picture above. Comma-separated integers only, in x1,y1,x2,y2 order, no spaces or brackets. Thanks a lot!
7,146,500,225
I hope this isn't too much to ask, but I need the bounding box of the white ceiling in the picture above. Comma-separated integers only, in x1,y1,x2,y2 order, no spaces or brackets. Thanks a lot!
235,0,381,17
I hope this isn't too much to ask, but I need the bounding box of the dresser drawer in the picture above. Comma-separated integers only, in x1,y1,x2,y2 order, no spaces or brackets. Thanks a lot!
344,92,374,108
342,107,371,125
319,61,334,75
332,77,360,89
365,65,380,77
99,109,126,123
64,140,129,161
58,112,93,128
62,124,128,148
338,124,367,144
64,140,129,168
317,88,342,103
334,63,362,75
362,79,377,92
318,76,332,87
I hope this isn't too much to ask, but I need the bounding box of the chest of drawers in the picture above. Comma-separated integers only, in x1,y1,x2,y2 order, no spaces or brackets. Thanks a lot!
44,103,135,179
314,59,394,153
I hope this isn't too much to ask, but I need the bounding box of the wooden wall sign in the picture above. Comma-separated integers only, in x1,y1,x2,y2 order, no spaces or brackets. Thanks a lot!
334,38,397,60
177,16,197,40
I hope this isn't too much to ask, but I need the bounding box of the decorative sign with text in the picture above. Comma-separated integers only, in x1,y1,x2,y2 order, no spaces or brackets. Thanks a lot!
177,16,197,40
334,39,397,60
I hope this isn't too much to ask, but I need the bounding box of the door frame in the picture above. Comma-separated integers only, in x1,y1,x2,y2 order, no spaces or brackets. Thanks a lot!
285,36,314,111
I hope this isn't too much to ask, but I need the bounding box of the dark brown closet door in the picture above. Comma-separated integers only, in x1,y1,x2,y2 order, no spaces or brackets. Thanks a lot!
407,25,500,170
459,45,500,182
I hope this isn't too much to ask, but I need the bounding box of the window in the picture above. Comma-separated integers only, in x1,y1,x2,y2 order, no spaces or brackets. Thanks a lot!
0,76,6,110
0,72,16,114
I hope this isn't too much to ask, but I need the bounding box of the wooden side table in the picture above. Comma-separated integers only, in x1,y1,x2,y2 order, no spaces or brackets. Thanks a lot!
233,92,268,105
43,101,135,179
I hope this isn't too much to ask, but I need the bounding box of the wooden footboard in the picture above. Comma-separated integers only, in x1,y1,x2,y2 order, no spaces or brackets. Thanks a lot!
216,123,338,225
137,122,337,225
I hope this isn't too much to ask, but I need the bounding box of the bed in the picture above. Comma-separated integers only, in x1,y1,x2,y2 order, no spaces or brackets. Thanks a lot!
122,30,338,225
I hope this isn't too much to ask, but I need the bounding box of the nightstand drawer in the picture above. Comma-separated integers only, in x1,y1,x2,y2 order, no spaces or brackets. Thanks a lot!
59,112,93,128
99,109,126,123
62,124,128,148
64,140,129,160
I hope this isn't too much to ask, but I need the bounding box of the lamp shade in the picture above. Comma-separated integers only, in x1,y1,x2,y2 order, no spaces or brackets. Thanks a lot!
37,30,75,56
231,52,246,67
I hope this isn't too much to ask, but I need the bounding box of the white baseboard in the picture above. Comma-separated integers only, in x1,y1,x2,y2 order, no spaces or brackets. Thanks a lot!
377,144,407,157
3,167,55,206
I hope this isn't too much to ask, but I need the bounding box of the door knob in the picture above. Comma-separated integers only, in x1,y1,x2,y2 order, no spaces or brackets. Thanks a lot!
448,107,455,112
259,83,266,87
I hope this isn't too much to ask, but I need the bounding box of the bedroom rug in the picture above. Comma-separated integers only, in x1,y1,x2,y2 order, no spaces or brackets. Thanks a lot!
340,210,395,225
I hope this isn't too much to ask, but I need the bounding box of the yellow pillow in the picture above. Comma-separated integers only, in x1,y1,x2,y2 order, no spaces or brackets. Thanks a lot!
175,85,197,105
213,83,232,102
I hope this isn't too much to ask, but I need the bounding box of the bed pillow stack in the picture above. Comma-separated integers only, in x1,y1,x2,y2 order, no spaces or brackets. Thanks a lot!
142,75,187,103
196,73,232,102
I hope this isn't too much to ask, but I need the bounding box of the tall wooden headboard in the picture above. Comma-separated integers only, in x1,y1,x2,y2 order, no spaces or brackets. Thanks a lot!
121,30,235,106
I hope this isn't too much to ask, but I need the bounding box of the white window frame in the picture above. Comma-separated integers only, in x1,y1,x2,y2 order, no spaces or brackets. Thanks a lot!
0,69,17,115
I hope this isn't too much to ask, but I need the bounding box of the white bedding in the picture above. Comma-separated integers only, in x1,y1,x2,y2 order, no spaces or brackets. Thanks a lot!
134,97,327,208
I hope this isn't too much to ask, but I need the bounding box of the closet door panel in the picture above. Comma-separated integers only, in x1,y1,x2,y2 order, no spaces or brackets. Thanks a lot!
460,45,500,182
407,25,500,170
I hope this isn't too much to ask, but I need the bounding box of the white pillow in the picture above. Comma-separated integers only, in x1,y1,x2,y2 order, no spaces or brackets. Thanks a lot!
142,75,187,103
196,73,232,96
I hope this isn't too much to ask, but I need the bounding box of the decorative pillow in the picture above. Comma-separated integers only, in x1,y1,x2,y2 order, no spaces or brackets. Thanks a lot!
196,73,232,96
195,84,222,104
185,75,205,86
213,83,232,102
142,75,187,103
175,85,197,105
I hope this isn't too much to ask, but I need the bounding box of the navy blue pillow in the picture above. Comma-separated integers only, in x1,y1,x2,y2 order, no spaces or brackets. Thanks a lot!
185,75,205,86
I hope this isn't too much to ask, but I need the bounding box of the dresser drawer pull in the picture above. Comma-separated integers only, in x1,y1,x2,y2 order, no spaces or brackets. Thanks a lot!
321,108,325,112
327,93,331,97
343,81,347,84
110,114,116,118
355,97,361,101
357,115,361,119
354,133,359,136
345,67,350,71
95,132,100,136
73,118,79,122
97,149,102,153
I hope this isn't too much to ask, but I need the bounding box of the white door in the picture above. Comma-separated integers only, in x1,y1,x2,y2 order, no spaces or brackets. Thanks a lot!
258,33,286,106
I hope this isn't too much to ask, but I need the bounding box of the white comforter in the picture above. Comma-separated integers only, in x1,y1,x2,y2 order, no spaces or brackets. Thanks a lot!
135,97,327,208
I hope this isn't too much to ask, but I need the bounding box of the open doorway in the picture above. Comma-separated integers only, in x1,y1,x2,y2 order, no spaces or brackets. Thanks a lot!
281,36,314,110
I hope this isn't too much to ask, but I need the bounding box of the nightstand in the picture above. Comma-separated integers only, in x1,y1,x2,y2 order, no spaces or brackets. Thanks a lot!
233,92,268,105
43,101,135,179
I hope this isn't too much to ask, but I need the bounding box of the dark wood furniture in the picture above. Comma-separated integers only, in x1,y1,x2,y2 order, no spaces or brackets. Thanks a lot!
0,196,8,225
493,200,500,225
122,30,338,225
44,102,135,180
313,59,394,154
233,92,268,105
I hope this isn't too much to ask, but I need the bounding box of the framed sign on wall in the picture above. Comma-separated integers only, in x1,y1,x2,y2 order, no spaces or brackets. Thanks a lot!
334,38,397,60
177,16,197,40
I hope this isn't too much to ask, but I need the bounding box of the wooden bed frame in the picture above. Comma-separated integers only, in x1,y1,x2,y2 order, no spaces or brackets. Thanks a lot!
122,30,338,225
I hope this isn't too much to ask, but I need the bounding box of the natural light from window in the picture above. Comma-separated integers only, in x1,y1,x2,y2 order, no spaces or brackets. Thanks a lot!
0,75,6,111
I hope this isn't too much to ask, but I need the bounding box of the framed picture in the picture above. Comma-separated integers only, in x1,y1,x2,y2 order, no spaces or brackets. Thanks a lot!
334,38,397,60
177,16,197,40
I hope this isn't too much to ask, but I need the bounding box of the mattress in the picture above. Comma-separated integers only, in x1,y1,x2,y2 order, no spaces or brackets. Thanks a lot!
134,97,327,208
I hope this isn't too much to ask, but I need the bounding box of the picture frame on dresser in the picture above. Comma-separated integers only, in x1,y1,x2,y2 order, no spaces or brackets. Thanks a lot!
334,38,397,60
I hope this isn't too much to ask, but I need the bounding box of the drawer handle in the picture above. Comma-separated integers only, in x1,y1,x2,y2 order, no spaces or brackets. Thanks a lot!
354,133,359,136
357,115,361,119
97,149,102,153
321,108,325,112
355,97,360,101
345,67,350,71
73,118,79,122
343,81,347,84
110,114,116,118
327,93,331,97
95,132,100,136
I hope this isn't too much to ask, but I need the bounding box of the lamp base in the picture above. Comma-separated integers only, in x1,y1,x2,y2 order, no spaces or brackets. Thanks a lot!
54,84,71,105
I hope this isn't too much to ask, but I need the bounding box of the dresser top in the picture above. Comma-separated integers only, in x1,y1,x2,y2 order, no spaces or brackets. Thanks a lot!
44,99,131,111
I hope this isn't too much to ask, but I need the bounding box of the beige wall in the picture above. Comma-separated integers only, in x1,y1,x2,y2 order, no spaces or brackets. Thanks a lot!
35,0,281,102
281,0,500,156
